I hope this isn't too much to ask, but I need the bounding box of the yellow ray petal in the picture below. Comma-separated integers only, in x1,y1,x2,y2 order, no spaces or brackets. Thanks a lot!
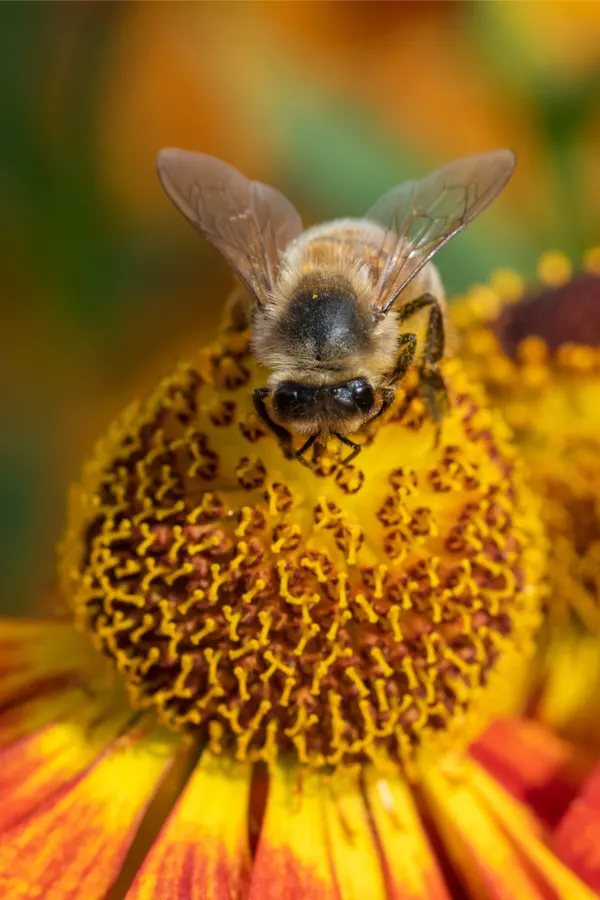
469,759,599,899
363,767,450,899
536,634,600,753
322,767,387,900
420,756,598,900
248,764,336,900
0,726,175,900
0,700,133,831
0,686,88,748
127,751,251,900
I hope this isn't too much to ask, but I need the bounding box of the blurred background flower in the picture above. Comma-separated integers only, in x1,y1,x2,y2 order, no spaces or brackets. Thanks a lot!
453,252,600,635
3,0,600,616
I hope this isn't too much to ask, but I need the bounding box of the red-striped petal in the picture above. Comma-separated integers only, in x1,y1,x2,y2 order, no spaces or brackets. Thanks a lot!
0,726,174,900
127,752,252,900
552,763,600,891
0,700,132,831
420,756,598,900
470,717,592,830
248,765,337,900
0,686,88,749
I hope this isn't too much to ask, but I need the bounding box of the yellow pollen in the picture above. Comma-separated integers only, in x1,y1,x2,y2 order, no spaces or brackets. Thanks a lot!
234,665,250,701
279,676,295,707
59,326,545,772
326,610,351,641
354,593,378,623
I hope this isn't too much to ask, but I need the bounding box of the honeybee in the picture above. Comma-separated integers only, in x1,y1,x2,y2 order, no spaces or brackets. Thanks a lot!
157,148,515,462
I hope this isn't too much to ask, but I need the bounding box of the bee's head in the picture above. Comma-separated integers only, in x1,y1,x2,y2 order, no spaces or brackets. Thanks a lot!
272,377,376,433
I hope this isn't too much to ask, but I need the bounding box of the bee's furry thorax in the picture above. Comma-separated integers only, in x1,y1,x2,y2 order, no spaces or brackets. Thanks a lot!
252,219,402,389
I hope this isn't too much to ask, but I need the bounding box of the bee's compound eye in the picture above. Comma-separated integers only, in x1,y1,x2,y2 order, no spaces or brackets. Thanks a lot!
277,385,299,404
352,379,375,414
273,382,315,421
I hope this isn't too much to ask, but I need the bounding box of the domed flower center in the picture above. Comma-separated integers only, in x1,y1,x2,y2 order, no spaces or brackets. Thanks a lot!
454,261,600,632
496,272,600,356
60,329,545,771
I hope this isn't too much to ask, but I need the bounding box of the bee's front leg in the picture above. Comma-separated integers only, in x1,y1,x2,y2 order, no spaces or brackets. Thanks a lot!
296,433,318,459
252,388,294,455
334,433,362,465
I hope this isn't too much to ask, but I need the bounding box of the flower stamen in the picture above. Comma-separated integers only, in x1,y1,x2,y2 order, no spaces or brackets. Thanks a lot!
59,332,545,772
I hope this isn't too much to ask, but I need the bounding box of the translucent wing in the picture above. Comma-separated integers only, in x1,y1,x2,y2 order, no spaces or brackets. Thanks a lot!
365,150,516,314
157,149,303,307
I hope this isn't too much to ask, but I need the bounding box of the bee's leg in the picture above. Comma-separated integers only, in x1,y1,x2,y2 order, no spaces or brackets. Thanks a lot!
394,292,449,427
334,433,362,465
366,334,418,429
296,433,319,460
419,300,449,433
253,388,293,453
390,332,418,382
395,292,437,326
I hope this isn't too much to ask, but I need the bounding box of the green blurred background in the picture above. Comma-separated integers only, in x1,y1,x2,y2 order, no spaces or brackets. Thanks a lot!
3,1,600,614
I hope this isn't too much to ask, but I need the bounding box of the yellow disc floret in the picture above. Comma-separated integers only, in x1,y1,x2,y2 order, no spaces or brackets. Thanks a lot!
59,327,545,771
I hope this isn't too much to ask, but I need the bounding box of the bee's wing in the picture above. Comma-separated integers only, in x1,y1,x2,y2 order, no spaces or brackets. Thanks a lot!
365,150,515,314
157,149,303,307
